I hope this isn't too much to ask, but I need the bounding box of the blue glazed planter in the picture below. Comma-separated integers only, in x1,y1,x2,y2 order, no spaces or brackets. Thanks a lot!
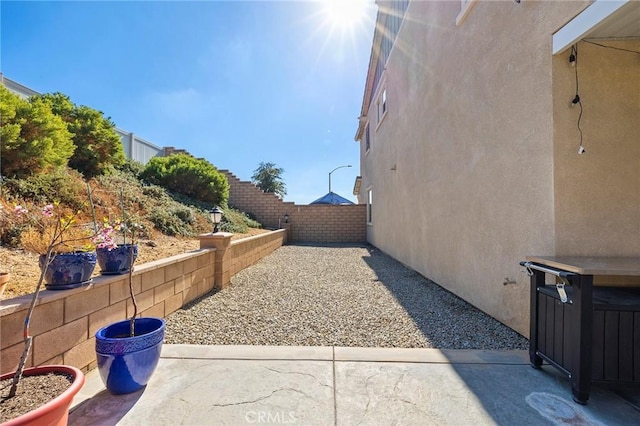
95,317,165,395
96,244,138,275
39,251,97,290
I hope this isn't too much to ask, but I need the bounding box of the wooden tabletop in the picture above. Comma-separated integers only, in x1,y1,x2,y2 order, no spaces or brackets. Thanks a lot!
526,256,640,276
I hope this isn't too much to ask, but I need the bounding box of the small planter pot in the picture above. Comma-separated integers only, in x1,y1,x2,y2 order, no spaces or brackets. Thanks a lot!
39,252,97,290
95,317,165,395
0,365,85,426
96,244,138,275
0,271,9,299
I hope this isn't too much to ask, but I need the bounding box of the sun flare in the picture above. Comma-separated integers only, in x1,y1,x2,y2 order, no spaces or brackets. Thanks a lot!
320,0,371,30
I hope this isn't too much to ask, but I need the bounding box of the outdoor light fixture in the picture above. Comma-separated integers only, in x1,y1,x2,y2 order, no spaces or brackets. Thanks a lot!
284,212,289,223
329,165,352,193
570,95,580,107
569,45,577,67
210,206,223,233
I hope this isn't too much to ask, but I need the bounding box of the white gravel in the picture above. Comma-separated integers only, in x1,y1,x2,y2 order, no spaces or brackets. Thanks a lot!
165,244,528,349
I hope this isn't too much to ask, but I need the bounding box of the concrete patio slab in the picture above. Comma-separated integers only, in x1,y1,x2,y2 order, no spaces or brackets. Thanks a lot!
68,345,640,425
335,362,638,425
70,357,334,425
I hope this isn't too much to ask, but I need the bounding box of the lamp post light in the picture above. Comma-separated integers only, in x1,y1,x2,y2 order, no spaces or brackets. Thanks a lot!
210,206,223,233
328,165,352,193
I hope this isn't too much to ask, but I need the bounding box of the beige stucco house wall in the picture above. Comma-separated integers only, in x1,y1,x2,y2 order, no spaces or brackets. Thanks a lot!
355,0,639,336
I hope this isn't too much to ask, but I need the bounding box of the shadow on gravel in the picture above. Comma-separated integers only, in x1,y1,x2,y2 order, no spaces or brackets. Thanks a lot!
360,245,528,350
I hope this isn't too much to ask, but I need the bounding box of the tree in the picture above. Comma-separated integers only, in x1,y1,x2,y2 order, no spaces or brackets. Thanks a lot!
141,153,229,205
37,93,125,178
0,87,74,178
251,162,286,199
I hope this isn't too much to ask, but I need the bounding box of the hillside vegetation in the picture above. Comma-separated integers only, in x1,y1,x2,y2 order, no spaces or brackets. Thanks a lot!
0,85,266,298
0,165,264,299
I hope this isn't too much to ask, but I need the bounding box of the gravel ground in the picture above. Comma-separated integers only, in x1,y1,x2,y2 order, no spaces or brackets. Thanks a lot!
165,244,529,350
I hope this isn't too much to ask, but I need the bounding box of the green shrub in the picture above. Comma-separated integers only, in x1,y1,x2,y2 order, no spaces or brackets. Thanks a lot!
0,222,27,248
147,208,195,237
2,169,87,210
0,87,74,178
118,159,145,178
217,205,262,233
141,184,170,201
173,206,195,224
37,93,126,178
141,154,229,205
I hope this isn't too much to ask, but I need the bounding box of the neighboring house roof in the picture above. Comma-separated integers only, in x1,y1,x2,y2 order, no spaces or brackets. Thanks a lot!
310,192,355,205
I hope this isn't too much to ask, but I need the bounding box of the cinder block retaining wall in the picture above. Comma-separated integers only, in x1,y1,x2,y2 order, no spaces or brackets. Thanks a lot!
0,230,286,375
284,204,367,243
222,170,367,243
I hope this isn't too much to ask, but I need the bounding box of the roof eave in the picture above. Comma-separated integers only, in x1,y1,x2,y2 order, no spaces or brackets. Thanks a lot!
354,7,386,142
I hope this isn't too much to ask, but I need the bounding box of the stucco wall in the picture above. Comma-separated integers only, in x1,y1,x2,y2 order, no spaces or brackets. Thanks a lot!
359,0,591,336
553,40,640,257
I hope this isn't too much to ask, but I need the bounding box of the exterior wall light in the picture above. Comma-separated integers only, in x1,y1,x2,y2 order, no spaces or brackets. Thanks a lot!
284,212,289,223
210,206,223,233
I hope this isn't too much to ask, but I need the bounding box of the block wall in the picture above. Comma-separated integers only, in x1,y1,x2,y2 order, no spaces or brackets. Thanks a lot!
221,170,367,243
0,230,286,375
0,250,215,375
285,205,367,243
222,170,294,229
229,230,286,276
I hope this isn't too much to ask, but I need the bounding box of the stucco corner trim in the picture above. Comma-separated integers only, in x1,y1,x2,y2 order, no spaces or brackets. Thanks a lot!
456,0,478,27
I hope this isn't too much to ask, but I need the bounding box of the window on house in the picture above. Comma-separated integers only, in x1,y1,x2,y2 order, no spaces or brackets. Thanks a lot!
367,189,373,224
365,123,370,152
377,87,387,123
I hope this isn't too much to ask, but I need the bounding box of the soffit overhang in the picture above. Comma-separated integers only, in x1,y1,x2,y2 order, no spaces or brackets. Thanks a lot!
553,0,640,55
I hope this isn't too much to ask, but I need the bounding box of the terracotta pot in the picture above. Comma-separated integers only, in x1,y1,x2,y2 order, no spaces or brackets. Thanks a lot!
0,365,85,426
0,272,9,299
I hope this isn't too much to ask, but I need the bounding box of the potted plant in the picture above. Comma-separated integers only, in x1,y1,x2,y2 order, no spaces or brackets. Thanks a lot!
0,204,12,299
93,192,165,395
19,203,97,290
0,271,9,300
90,188,141,276
93,219,139,275
1,202,89,424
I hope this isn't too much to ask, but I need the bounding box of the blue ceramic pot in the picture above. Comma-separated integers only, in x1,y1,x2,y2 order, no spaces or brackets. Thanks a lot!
95,317,165,395
39,251,97,290
96,244,138,275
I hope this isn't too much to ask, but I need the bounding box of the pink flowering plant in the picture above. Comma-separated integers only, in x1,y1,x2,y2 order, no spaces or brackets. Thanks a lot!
14,202,95,255
91,219,121,250
6,200,95,397
88,186,143,251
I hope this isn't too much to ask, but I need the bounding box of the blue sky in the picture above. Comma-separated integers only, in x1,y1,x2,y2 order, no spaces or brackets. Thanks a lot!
0,0,376,204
